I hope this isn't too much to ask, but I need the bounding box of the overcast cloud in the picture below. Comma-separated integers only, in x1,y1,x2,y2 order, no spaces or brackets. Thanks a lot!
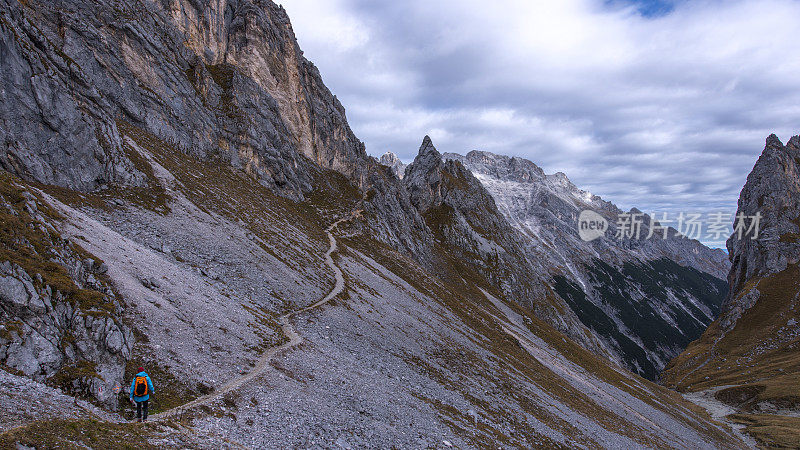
280,0,800,247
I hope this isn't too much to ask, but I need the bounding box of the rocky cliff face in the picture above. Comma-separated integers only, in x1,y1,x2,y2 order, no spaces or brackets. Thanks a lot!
0,173,131,407
445,150,730,379
725,135,800,324
0,0,333,193
0,0,430,261
662,135,800,439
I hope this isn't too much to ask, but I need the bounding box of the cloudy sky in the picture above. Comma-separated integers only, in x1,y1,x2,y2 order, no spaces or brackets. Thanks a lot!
280,0,800,247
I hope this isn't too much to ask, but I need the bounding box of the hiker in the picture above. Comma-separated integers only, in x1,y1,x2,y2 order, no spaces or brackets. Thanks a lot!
129,367,155,422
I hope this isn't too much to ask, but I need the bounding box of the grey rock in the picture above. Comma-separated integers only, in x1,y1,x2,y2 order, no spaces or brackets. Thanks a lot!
378,151,407,179
0,212,131,408
82,259,95,273
722,134,800,327
0,272,32,310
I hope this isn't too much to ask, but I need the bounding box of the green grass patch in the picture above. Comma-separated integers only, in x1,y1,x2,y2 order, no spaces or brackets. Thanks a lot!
47,361,100,396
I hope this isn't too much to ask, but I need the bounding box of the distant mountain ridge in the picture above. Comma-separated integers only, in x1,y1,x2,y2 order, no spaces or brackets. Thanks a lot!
442,149,730,379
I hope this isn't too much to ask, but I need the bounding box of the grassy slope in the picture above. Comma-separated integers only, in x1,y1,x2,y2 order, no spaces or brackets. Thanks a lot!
344,236,739,447
662,263,800,446
0,418,236,449
663,264,800,396
729,414,800,448
0,419,160,450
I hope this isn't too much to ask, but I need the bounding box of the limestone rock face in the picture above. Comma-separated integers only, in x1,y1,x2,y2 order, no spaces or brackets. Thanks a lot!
726,135,800,310
0,0,430,260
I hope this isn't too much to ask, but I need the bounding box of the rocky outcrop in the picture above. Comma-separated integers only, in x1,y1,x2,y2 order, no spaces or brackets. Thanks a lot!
446,150,730,379
0,175,131,407
725,135,800,322
0,261,130,406
378,152,407,179
662,134,800,422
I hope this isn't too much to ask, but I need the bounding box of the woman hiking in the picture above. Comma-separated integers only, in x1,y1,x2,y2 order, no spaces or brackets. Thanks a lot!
129,367,155,422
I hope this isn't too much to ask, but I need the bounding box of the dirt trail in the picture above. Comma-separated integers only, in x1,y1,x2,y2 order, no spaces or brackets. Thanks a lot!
682,387,757,448
153,213,356,421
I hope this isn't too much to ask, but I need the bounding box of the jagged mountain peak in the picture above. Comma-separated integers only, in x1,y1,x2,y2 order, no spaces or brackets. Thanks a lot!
445,150,548,184
444,150,612,214
766,133,784,148
726,133,800,305
789,134,800,149
404,137,449,214
415,135,441,161
762,133,800,159
663,134,800,442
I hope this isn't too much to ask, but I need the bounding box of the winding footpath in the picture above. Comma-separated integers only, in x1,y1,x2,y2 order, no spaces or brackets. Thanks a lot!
153,213,356,421
682,386,758,448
